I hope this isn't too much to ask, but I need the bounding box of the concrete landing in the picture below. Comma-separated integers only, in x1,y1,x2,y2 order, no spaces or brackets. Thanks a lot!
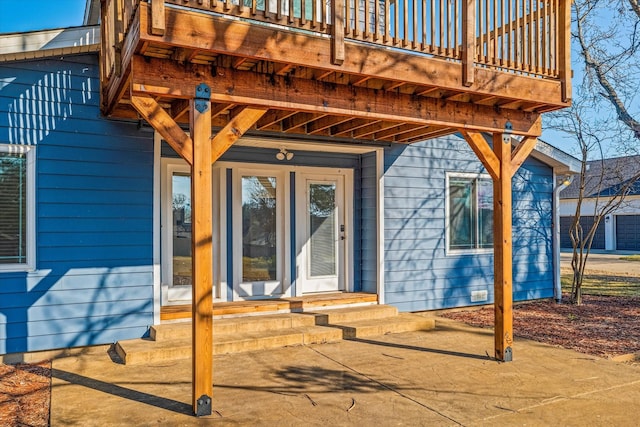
51,317,640,426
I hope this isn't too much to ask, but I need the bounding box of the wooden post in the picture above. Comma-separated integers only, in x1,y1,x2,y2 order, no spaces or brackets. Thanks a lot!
191,83,213,416
461,129,540,362
558,0,572,102
493,131,513,362
151,0,166,36
331,0,345,65
462,0,476,86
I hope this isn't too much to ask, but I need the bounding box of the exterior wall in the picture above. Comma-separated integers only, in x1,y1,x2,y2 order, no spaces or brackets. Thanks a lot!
559,196,640,217
560,196,640,250
359,152,378,294
383,135,554,312
0,55,154,354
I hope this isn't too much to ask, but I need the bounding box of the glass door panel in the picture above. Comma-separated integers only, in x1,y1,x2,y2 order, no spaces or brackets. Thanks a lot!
308,183,337,277
172,173,192,286
236,174,283,298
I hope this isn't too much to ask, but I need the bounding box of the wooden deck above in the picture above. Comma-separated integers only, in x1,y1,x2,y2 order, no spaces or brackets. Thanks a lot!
101,0,571,142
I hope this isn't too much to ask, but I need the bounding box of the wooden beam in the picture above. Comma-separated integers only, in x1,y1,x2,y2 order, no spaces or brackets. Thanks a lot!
460,131,500,180
211,106,268,163
131,57,543,136
191,84,213,417
130,95,193,164
137,4,568,109
492,132,513,362
510,136,538,177
150,0,166,36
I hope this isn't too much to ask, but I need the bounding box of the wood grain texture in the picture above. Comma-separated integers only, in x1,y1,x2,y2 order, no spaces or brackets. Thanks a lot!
190,94,214,415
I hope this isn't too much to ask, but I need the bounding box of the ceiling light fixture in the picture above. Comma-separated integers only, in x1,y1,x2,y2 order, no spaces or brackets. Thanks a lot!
276,148,294,161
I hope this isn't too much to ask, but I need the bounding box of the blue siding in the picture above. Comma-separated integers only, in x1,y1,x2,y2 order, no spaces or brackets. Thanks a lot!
383,135,554,312
0,55,154,354
360,152,378,293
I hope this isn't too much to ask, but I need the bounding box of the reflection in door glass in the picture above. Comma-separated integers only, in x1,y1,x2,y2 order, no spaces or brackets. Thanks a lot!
242,176,277,282
172,173,192,285
309,183,336,277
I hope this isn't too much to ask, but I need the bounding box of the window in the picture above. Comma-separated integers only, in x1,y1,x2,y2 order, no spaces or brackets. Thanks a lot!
447,174,493,252
0,145,34,270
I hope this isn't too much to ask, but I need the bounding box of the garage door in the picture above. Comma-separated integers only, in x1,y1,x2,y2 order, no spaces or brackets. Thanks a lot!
616,215,640,250
559,216,605,250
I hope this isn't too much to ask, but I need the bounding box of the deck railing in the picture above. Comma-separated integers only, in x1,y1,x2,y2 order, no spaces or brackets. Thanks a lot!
102,0,570,91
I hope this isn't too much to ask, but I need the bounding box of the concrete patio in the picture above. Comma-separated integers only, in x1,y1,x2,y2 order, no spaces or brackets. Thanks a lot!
50,318,640,426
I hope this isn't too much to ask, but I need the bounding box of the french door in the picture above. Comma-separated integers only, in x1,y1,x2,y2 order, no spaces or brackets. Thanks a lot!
296,173,346,294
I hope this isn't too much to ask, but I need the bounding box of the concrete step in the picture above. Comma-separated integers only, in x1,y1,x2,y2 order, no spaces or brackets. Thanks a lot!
214,326,342,355
333,313,436,339
313,304,399,325
116,305,436,365
115,337,192,365
117,325,342,365
150,313,318,341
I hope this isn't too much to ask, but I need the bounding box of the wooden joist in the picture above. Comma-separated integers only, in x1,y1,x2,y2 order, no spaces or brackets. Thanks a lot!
131,56,543,136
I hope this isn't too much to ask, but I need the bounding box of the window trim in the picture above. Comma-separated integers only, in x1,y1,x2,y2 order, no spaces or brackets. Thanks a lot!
0,144,36,272
445,172,493,256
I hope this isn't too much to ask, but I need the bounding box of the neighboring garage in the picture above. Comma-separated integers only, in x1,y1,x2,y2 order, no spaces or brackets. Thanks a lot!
616,215,640,250
560,216,605,249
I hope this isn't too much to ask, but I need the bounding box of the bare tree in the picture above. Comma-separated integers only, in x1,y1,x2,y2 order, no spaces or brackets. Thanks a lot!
551,99,640,304
573,0,640,140
547,0,640,304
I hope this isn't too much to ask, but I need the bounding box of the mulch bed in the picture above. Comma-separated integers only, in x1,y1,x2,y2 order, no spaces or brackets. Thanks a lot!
0,361,51,427
442,295,640,359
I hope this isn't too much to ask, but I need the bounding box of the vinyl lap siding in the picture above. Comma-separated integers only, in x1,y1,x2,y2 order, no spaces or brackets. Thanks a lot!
359,152,378,293
383,135,553,312
0,55,154,354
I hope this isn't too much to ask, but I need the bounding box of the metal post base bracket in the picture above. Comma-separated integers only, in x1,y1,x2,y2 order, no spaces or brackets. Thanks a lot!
196,394,212,417
194,83,211,113
503,347,513,362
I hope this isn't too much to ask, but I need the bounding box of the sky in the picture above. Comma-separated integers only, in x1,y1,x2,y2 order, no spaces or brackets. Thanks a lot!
0,0,86,34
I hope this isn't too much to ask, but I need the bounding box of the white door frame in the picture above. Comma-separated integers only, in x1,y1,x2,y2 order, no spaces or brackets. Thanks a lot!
231,166,291,300
159,157,226,305
295,167,354,296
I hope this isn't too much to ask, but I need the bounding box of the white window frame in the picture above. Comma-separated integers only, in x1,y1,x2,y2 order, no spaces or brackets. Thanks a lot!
445,172,493,255
0,144,36,272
